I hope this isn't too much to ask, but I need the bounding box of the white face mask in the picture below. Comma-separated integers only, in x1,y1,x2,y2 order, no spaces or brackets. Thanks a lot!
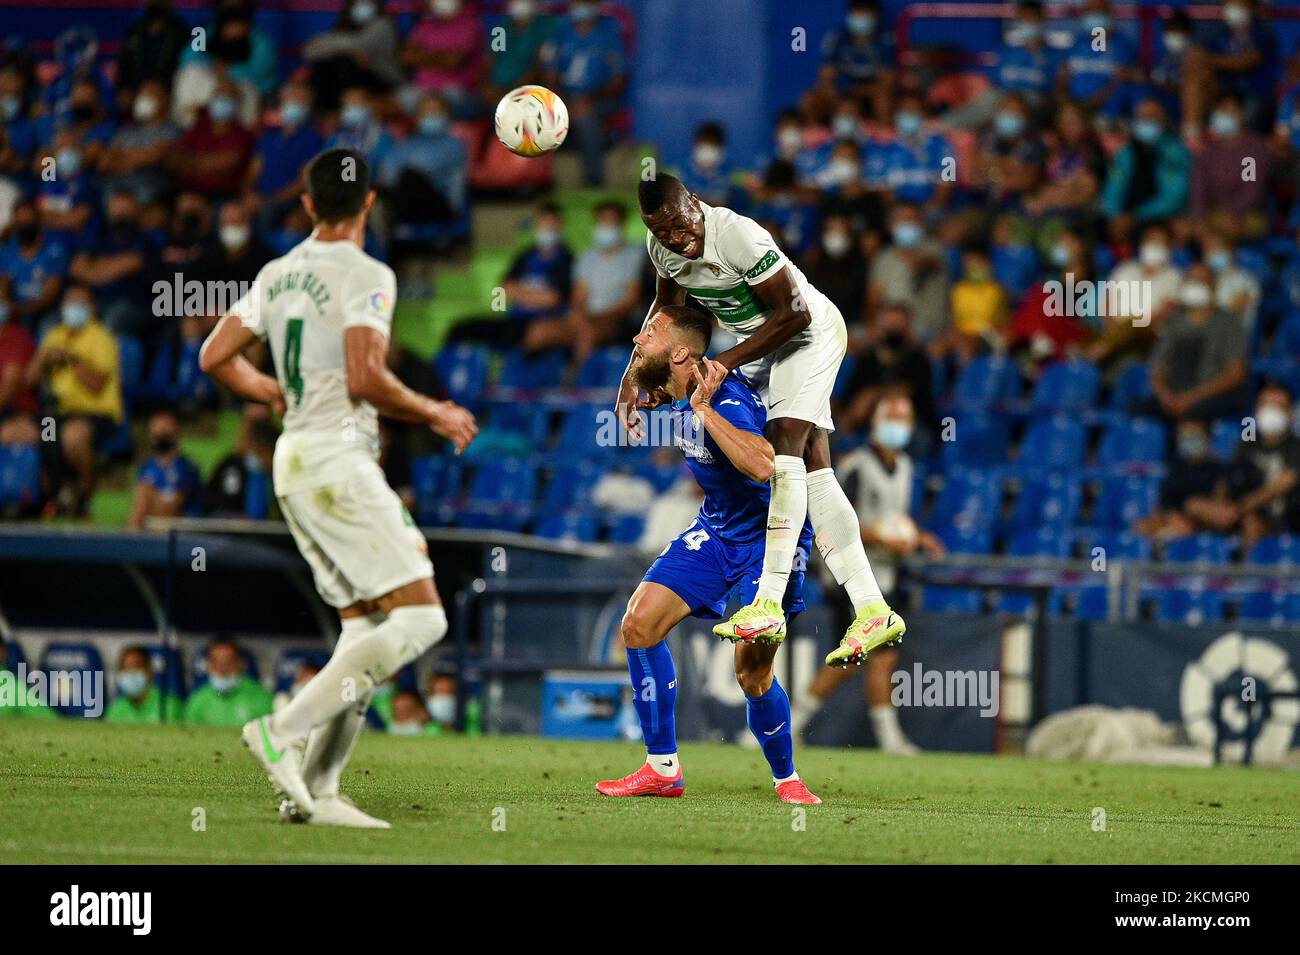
822,231,851,257
1139,243,1169,269
1223,3,1250,28
1257,404,1289,438
777,128,802,156
692,143,723,169
427,693,456,723
1164,32,1189,54
219,224,251,250
431,0,459,17
1181,282,1212,309
826,158,859,185
133,95,159,122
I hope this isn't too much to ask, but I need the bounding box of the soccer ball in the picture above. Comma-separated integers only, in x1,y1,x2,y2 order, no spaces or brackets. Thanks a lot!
494,85,569,157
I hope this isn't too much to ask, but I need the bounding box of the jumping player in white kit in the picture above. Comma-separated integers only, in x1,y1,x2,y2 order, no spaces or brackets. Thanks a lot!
199,148,477,828
617,173,904,666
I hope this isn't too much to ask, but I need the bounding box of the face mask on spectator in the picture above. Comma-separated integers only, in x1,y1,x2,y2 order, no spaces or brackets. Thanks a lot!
822,230,851,257
56,147,81,177
341,103,371,128
846,12,876,36
1177,431,1208,461
508,0,537,19
151,433,177,454
15,221,38,245
1257,404,1289,438
62,302,91,328
427,693,455,723
892,221,922,248
1164,32,1189,54
535,227,560,250
1207,249,1232,272
1081,13,1110,32
593,223,621,250
208,95,237,122
825,157,859,186
692,143,723,170
220,224,251,251
419,114,448,136
1139,242,1169,268
1008,22,1042,45
1223,3,1250,28
281,100,309,128
895,111,923,137
1050,242,1071,267
994,111,1025,139
570,2,597,22
777,127,802,156
0,95,19,121
874,419,913,451
116,670,148,698
209,672,240,693
832,115,859,139
243,451,264,474
351,0,377,24
133,95,159,122
431,0,459,17
1210,110,1239,137
390,721,423,736
1181,282,1211,308
1133,118,1161,143
70,102,96,124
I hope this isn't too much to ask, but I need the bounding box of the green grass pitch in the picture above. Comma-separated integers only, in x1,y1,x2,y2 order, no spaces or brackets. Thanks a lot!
1,721,1297,864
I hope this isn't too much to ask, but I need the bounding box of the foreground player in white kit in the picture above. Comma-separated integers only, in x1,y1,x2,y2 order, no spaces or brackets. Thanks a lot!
199,148,477,827
617,173,904,665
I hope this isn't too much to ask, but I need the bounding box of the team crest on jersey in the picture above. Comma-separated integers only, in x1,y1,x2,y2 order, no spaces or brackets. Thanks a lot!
705,263,722,277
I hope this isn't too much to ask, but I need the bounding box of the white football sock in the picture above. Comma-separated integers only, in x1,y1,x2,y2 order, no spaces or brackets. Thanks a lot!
773,771,800,785
869,703,905,748
271,604,447,743
302,613,381,799
755,455,808,604
806,468,883,613
647,752,679,777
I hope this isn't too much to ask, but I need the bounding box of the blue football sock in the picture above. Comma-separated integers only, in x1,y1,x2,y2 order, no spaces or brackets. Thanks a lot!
746,677,795,780
627,642,678,756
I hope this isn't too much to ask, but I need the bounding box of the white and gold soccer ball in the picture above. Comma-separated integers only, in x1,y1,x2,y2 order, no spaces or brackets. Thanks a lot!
493,85,569,157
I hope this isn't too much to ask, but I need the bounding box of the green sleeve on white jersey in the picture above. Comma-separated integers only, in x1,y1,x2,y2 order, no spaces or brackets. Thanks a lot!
717,213,787,286
343,262,397,337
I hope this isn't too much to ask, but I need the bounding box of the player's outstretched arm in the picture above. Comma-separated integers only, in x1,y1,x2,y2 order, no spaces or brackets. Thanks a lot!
344,326,478,452
690,358,774,484
615,274,685,438
199,313,285,413
712,267,810,372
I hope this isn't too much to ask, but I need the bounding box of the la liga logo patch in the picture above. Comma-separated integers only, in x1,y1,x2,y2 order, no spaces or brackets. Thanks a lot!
368,290,391,314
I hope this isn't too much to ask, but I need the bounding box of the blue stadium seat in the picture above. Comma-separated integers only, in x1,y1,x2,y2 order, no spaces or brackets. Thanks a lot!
1271,310,1300,358
2,638,27,672
144,645,187,700
1209,418,1244,461
541,459,603,511
953,355,1020,409
1030,360,1099,413
1238,587,1291,625
1165,533,1232,564
535,511,600,543
576,347,631,389
1097,417,1165,470
605,513,646,544
940,411,1010,467
1109,362,1150,410
459,457,538,531
1063,531,1151,620
930,469,1001,533
117,334,145,400
498,348,567,390
1008,471,1082,530
1090,475,1160,529
486,402,552,448
1246,535,1300,565
1019,416,1086,470
1155,588,1225,624
411,455,465,525
40,643,105,717
0,445,40,510
273,649,331,693
921,524,992,613
435,343,491,406
999,526,1071,614
556,403,616,458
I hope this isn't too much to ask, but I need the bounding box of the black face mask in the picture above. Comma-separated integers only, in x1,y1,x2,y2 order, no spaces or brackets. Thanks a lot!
70,104,96,123
151,435,177,454
178,213,204,238
109,216,137,235
214,34,252,62
882,332,907,350
15,224,38,245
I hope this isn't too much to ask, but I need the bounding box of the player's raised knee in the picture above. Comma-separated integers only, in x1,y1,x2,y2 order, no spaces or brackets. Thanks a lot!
734,658,773,698
389,603,448,658
620,609,663,649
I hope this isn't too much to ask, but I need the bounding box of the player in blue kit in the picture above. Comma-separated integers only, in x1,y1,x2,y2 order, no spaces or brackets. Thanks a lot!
595,305,822,805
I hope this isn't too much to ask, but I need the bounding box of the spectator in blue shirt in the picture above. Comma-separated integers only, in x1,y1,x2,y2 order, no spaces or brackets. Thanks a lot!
1055,0,1140,118
34,75,116,172
1145,9,1193,122
543,0,627,186
0,199,67,331
1183,0,1279,135
34,132,99,253
1101,98,1191,245
69,191,158,338
128,410,202,529
378,91,468,223
996,1,1056,108
674,122,734,208
813,0,895,124
868,92,954,211
248,81,324,232
326,85,394,172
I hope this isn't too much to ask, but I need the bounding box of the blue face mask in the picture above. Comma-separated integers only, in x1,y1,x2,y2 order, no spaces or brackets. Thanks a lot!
0,95,19,122
341,104,370,128
1051,243,1072,268
117,670,148,698
209,672,240,694
1210,111,1240,137
892,221,922,248
56,147,81,177
1081,13,1110,32
847,12,876,36
1207,250,1232,272
62,302,91,328
874,419,913,451
208,96,236,122
418,114,448,136
1133,119,1161,143
994,111,1025,139
281,101,309,128
593,223,622,249
571,3,597,22
895,111,923,137
351,0,377,24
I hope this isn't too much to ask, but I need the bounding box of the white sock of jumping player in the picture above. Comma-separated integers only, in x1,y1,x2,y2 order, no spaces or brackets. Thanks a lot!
755,455,808,604
301,613,382,798
806,467,883,614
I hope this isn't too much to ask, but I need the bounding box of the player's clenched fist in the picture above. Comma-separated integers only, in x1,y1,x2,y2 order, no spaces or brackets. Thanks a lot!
689,357,728,411
430,400,479,452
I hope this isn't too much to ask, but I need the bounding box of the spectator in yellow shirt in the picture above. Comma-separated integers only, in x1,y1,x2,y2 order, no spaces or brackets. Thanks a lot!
936,246,1009,366
24,285,123,516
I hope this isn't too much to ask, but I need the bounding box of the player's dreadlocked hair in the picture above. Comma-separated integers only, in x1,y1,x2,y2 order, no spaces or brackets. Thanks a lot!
637,172,686,216
658,304,713,357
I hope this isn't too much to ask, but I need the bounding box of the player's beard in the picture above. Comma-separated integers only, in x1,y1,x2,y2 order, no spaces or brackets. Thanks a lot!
632,351,673,395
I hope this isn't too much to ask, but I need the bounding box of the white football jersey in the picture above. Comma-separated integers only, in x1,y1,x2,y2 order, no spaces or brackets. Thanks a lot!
232,236,396,496
646,201,834,343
